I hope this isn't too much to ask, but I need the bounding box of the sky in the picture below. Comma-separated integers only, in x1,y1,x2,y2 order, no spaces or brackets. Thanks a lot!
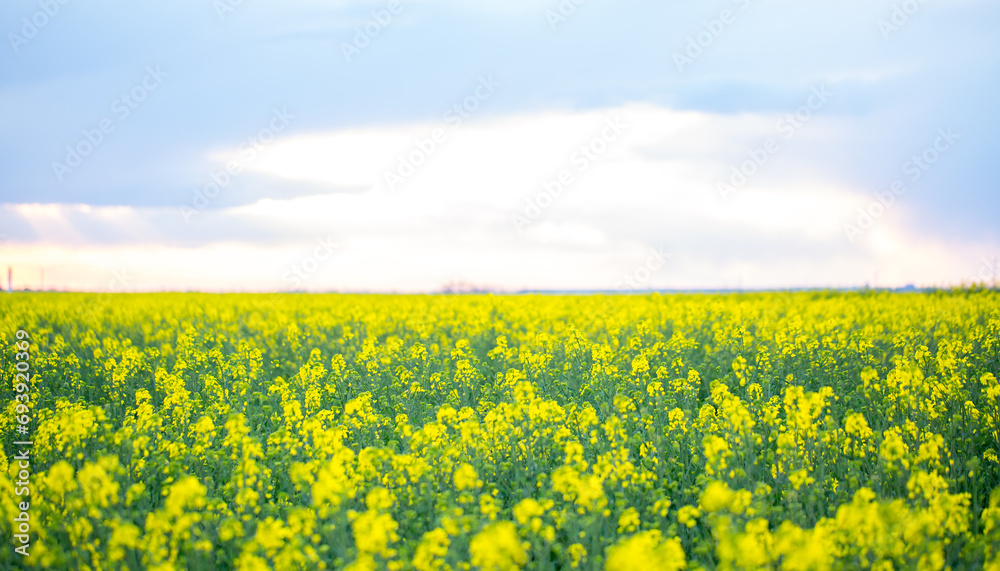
0,0,998,292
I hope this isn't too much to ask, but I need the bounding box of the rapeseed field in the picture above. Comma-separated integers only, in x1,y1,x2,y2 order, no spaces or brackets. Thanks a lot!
1,291,999,570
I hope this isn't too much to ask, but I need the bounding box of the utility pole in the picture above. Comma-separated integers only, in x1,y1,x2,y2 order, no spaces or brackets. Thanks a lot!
6,266,11,293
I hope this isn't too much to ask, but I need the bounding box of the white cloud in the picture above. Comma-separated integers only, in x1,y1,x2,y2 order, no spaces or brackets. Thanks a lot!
2,103,994,291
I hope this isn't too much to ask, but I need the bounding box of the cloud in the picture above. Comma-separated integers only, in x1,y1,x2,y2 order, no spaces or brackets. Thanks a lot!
1,102,994,291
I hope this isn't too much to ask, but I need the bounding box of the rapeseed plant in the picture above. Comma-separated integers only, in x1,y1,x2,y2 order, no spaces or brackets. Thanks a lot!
0,290,998,569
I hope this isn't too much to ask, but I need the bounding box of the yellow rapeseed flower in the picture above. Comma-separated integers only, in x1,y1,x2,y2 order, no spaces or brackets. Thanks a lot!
469,521,527,571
